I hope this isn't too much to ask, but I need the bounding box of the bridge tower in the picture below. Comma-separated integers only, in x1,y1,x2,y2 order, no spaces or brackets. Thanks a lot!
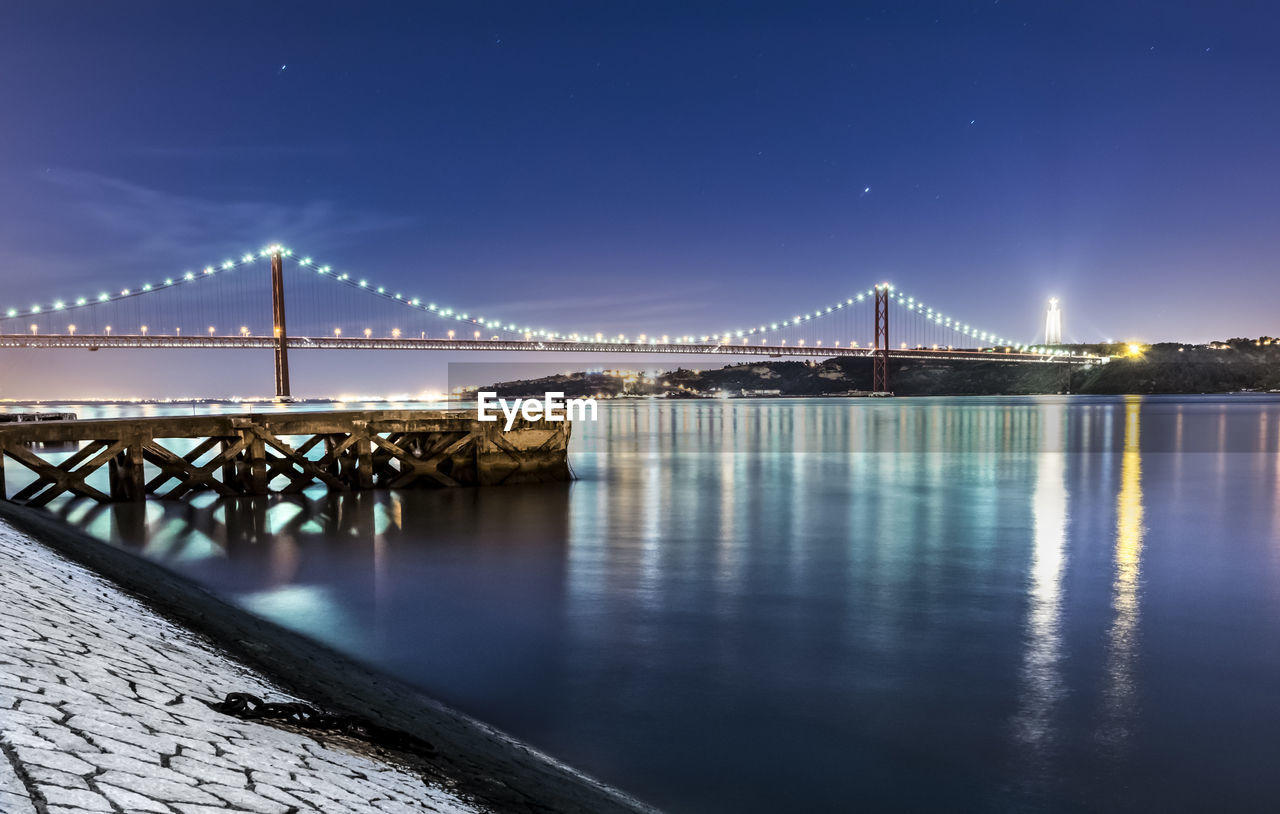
270,248,291,401
873,284,890,393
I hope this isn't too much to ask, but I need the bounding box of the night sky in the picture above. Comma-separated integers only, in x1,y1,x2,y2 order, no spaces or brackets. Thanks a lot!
1,1,1277,397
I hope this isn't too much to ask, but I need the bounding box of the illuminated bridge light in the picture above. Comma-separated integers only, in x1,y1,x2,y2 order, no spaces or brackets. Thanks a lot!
39,245,1030,361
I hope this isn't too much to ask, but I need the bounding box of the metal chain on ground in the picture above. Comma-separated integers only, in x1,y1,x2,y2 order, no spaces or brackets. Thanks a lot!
207,692,436,756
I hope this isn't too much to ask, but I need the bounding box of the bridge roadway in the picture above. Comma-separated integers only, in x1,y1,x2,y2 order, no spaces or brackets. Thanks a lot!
0,333,1101,363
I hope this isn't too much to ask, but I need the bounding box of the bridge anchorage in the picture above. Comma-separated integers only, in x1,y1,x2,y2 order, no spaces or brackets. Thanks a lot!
0,243,1102,396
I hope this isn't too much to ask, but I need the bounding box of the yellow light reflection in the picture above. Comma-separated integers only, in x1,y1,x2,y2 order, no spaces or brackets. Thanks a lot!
1102,396,1144,746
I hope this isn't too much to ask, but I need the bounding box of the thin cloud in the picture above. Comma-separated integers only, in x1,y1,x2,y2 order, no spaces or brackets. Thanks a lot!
132,144,350,160
40,169,409,259
0,170,411,300
462,289,725,334
475,291,717,317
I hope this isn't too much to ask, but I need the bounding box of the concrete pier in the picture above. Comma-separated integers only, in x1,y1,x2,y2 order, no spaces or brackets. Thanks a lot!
0,410,571,505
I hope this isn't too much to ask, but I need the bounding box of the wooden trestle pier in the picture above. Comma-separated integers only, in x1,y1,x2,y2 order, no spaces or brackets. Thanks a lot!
0,410,571,505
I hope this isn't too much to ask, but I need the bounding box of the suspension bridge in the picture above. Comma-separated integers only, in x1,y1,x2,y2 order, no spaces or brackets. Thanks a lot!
0,245,1100,398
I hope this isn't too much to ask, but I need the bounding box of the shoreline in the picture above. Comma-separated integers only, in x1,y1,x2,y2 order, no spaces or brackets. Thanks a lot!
0,501,659,814
1,520,488,813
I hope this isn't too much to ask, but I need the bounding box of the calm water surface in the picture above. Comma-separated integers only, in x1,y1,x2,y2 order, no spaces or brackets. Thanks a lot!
10,396,1280,813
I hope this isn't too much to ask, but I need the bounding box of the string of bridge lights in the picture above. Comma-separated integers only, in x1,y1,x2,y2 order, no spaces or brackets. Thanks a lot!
300,253,1025,350
710,283,1024,350
0,244,615,342
296,250,572,341
2,248,281,322
0,246,1030,351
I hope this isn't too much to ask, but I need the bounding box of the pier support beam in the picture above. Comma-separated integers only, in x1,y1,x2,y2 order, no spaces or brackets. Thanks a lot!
355,430,374,490
108,441,146,501
248,433,269,494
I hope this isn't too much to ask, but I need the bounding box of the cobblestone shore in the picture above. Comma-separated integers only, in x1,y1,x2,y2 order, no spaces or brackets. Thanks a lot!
0,521,484,814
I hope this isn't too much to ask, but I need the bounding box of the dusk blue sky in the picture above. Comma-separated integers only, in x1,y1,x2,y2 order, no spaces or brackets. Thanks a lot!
1,1,1277,397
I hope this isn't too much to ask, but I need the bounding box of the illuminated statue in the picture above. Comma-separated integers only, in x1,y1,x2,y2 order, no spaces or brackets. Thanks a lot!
1045,298,1062,345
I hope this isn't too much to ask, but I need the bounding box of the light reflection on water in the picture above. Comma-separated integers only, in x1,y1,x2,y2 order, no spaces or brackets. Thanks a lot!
1101,397,1145,751
11,395,1280,813
1012,402,1068,757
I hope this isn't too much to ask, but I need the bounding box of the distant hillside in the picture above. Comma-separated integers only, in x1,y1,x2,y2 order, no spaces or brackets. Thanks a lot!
478,341,1280,398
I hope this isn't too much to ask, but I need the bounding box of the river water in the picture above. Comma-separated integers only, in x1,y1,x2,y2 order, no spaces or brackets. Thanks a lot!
7,395,1280,812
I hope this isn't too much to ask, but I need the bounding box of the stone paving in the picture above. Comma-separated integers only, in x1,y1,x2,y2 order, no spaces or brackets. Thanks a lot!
0,521,486,814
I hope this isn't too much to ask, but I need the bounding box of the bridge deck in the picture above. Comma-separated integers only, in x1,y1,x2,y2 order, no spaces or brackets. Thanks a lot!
0,334,1101,363
0,410,570,505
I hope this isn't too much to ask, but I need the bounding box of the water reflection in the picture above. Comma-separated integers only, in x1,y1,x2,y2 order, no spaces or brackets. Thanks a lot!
52,485,575,725
1013,402,1069,755
1101,396,1145,748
